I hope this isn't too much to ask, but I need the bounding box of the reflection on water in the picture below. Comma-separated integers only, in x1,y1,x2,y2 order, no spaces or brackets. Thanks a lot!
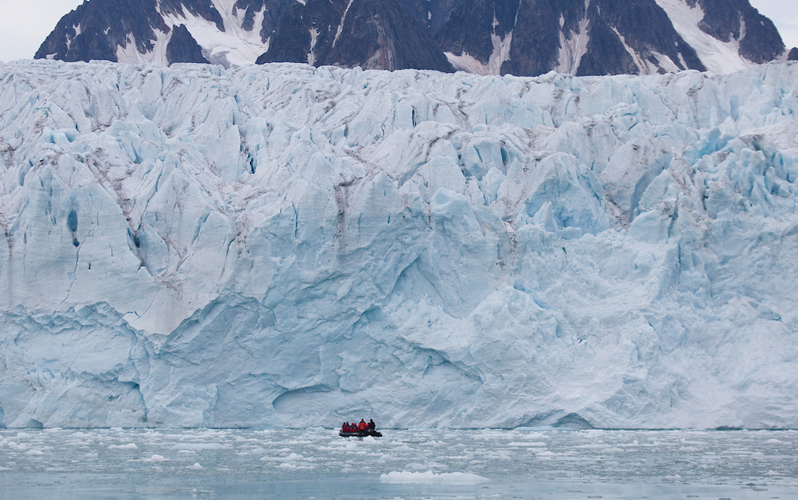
1,428,796,499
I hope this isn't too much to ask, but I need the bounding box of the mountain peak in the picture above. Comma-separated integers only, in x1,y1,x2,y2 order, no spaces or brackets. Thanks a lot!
35,0,787,76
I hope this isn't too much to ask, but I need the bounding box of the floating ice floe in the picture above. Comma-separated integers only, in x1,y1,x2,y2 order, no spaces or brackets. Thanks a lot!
108,443,139,450
380,470,490,484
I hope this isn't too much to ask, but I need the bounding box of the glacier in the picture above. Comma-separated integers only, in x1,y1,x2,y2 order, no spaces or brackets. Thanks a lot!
0,60,797,429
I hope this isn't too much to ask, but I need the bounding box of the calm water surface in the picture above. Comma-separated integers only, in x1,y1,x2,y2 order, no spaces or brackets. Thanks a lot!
1,428,796,499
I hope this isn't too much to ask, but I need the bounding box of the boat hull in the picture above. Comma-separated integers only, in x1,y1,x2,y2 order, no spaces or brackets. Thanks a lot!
339,430,382,438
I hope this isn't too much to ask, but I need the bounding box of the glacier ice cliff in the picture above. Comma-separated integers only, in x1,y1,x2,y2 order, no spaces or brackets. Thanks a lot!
1,60,798,429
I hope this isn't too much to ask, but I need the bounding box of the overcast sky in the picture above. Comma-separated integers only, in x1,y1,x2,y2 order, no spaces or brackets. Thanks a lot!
0,0,796,63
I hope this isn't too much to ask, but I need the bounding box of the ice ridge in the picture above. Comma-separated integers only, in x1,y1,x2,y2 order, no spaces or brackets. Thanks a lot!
1,60,797,429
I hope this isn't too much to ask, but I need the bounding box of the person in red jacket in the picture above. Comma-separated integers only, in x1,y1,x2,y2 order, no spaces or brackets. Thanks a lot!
342,422,349,432
358,419,367,431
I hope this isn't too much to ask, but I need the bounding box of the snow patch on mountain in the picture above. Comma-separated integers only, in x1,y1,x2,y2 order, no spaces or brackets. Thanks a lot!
117,33,172,67
445,16,513,76
445,31,512,75
609,26,682,75
1,60,798,429
307,28,319,65
160,0,269,66
654,0,752,73
333,0,356,48
556,16,590,75
111,0,273,67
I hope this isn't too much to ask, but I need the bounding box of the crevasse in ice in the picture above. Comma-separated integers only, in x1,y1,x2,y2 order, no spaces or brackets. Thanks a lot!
0,60,797,429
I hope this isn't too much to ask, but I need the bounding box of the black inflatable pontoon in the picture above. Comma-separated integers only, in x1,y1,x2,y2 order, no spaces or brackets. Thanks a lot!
339,430,382,438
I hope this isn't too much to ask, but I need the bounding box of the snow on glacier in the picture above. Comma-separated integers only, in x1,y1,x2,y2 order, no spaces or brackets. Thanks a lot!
0,60,798,429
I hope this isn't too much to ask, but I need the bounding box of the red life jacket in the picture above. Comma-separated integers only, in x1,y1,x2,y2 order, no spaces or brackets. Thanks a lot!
359,421,367,430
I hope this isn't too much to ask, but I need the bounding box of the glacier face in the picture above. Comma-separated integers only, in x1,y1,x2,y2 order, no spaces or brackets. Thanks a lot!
1,60,798,429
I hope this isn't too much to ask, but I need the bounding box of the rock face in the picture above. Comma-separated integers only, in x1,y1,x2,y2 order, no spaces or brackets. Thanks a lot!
430,0,710,76
34,0,169,63
36,0,267,67
35,0,786,75
254,0,454,72
689,0,784,64
253,0,336,66
166,24,210,64
2,60,798,429
319,0,454,72
789,48,798,61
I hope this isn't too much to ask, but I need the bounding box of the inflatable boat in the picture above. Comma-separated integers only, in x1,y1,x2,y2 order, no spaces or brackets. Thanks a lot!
339,429,382,438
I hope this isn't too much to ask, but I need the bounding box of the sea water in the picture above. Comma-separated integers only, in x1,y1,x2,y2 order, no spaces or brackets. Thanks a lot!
0,428,796,499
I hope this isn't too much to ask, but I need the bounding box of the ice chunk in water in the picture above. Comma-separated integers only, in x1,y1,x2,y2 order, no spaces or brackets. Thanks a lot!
380,470,490,484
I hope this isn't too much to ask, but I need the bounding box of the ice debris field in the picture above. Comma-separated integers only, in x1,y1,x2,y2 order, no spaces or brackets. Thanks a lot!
1,60,798,429
1,428,797,499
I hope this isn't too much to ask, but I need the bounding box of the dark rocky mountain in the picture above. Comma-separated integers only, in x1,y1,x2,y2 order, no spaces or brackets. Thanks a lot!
254,0,453,71
35,0,224,64
421,0,785,75
790,48,798,62
320,0,454,71
167,24,211,64
254,0,338,66
411,0,709,76
35,0,166,63
689,0,783,64
36,0,788,76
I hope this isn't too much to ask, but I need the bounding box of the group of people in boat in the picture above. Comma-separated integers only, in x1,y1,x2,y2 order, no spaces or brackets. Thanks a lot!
341,419,376,433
